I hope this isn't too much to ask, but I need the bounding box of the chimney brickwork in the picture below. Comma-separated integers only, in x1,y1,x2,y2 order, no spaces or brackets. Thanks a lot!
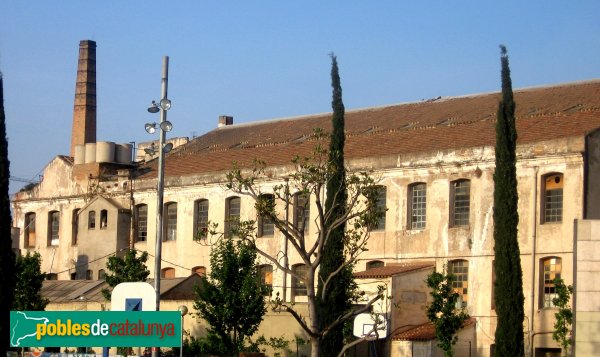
70,40,97,157
218,115,233,127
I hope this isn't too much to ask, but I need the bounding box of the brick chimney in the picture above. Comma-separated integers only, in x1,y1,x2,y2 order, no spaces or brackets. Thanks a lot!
70,40,97,157
218,115,233,127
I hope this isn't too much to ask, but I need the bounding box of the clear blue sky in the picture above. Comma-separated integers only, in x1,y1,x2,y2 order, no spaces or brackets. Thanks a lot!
1,1,599,194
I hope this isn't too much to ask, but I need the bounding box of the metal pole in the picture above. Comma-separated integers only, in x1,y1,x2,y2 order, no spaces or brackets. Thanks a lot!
152,55,169,357
180,314,184,357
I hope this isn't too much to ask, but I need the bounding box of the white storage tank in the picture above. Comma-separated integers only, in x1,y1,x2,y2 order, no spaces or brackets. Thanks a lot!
84,143,96,164
96,141,116,163
73,145,86,165
116,143,133,164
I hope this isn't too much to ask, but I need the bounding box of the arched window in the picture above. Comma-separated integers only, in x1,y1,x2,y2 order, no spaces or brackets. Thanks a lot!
293,192,310,233
100,209,108,229
47,273,58,280
135,204,148,242
24,212,36,248
98,269,106,280
449,259,469,307
292,264,308,299
450,179,470,227
366,260,384,270
192,266,206,276
408,183,427,230
88,211,96,229
48,211,60,246
258,265,273,295
540,257,562,308
86,270,93,280
542,173,563,223
164,202,177,241
161,267,175,278
257,194,275,237
194,199,209,239
225,196,241,238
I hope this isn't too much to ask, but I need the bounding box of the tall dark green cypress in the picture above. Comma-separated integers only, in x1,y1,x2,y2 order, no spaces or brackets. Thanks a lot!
0,73,16,354
493,46,525,357
317,54,352,356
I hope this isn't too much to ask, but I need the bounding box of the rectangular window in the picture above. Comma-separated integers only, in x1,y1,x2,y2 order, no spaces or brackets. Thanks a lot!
409,183,427,230
542,257,561,308
294,193,310,233
258,194,275,237
136,205,148,242
49,211,60,246
292,264,308,298
165,203,177,241
195,199,209,239
370,186,387,231
259,265,273,296
449,260,469,307
543,174,563,223
451,180,470,226
24,212,36,248
88,211,96,229
100,209,108,229
225,197,241,237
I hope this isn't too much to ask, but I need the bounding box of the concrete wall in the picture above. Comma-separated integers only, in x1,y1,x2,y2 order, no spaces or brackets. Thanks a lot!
575,219,600,356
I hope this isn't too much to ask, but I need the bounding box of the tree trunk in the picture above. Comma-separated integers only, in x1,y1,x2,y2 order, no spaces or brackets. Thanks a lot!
310,336,320,357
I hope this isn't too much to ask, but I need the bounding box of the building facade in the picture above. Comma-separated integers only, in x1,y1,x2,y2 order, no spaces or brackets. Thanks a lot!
11,41,600,356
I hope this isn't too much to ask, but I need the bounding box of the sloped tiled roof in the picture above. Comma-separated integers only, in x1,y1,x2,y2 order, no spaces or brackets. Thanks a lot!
42,275,202,304
354,262,434,279
140,80,600,179
391,317,476,341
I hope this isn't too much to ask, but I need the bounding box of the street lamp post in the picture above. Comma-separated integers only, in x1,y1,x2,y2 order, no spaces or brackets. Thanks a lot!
178,305,188,357
146,55,173,357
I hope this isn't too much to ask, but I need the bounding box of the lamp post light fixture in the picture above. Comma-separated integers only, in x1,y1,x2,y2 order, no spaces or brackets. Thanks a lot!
145,58,172,357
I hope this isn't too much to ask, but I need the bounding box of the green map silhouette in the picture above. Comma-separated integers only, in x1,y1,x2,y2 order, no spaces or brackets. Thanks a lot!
10,311,49,347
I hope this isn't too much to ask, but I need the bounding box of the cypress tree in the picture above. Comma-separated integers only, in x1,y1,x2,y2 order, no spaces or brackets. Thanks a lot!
317,54,353,356
0,73,16,354
493,45,525,357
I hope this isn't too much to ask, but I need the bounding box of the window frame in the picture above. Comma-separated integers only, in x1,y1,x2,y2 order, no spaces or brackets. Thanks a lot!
164,202,178,241
48,211,60,246
161,267,175,278
100,209,108,229
291,264,308,299
225,196,241,238
540,256,562,309
541,173,564,224
135,204,148,242
449,259,469,307
257,194,275,237
369,186,387,231
450,179,471,227
293,192,310,233
366,260,384,270
258,264,273,296
192,266,206,276
88,210,96,230
408,183,427,230
194,199,209,240
24,212,36,248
